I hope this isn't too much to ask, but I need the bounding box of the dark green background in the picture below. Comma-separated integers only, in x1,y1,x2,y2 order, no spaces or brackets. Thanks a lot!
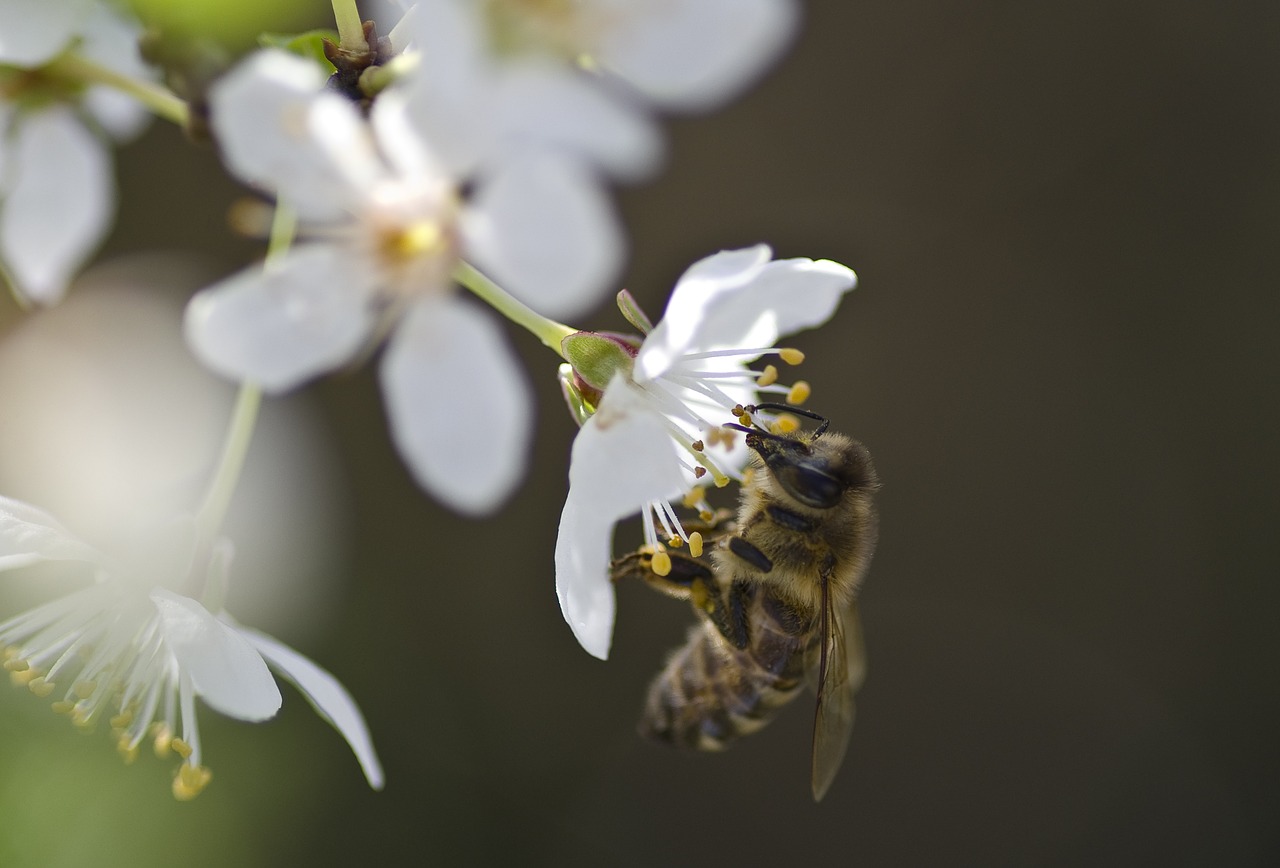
1,1,1277,865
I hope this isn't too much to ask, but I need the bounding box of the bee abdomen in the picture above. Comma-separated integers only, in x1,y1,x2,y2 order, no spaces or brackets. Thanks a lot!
639,625,805,752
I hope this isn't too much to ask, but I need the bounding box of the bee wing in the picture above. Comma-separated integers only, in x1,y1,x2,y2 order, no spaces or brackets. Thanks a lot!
809,586,862,802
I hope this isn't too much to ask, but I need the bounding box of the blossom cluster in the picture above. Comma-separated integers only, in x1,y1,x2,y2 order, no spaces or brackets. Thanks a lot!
0,0,862,798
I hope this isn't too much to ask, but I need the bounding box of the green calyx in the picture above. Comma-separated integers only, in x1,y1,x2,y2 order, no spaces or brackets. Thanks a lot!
561,330,640,392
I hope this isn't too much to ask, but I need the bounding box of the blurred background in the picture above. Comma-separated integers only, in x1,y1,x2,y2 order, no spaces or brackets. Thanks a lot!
1,1,1277,865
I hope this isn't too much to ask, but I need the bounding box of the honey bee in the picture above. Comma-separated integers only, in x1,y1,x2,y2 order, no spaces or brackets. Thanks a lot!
611,404,879,801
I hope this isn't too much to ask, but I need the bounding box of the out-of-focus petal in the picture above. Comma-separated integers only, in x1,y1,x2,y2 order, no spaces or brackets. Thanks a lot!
399,0,494,176
635,245,772,381
240,626,385,790
463,154,622,319
209,50,381,220
380,296,533,515
369,89,450,188
601,0,800,112
0,495,103,571
489,63,663,181
78,1,153,142
555,379,686,658
0,107,112,305
0,0,86,67
184,244,377,393
152,589,282,722
0,103,14,193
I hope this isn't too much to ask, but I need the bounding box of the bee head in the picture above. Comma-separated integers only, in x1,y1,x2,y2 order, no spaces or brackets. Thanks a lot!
729,406,847,510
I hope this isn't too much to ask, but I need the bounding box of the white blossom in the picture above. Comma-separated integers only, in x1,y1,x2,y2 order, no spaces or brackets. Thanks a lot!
0,0,152,304
0,495,383,799
401,0,799,181
555,245,856,659
186,49,623,514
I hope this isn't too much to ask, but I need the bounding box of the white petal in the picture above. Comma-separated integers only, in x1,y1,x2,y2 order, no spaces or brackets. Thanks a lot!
740,257,858,337
600,0,800,112
210,50,382,220
555,379,687,658
399,0,495,176
369,89,450,187
78,1,153,142
380,296,533,515
637,249,856,382
0,103,14,193
554,500,616,660
0,0,86,67
489,64,663,181
184,245,377,393
635,245,772,381
239,626,385,790
464,154,622,319
0,495,102,571
151,589,282,722
0,107,112,305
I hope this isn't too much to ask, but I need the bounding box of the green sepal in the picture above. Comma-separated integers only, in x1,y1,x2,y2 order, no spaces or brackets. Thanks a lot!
561,331,637,391
616,289,653,335
558,364,596,428
259,30,340,71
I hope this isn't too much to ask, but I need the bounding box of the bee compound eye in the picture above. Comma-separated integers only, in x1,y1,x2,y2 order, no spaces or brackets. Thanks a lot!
773,461,843,509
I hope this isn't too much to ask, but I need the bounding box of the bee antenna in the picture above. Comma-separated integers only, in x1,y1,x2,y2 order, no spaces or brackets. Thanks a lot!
725,421,804,447
745,403,830,438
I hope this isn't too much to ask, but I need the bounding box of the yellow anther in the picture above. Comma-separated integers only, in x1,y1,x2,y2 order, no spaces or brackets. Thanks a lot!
772,414,801,434
110,710,133,729
778,348,805,365
757,364,779,387
51,700,75,715
27,677,55,697
173,763,213,801
707,426,735,447
714,473,730,489
699,509,714,521
152,724,173,759
4,657,29,672
171,737,194,759
9,670,37,691
668,536,683,548
73,680,97,699
650,550,672,577
689,532,704,558
787,380,811,405
690,439,704,452
117,737,139,765
3,646,19,660
682,487,706,509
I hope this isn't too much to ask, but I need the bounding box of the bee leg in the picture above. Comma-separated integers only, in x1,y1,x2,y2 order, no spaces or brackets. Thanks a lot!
697,579,753,651
610,550,715,602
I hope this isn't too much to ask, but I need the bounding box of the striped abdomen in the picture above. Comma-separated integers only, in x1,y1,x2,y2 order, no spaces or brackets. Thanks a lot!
639,585,816,751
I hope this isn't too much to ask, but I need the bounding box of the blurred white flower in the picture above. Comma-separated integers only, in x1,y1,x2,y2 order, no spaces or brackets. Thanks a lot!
555,245,856,659
187,49,622,514
0,495,384,799
0,0,152,304
399,0,797,180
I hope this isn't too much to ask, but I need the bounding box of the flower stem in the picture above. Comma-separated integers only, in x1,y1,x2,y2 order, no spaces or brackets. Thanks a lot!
455,262,575,358
195,382,261,550
44,52,189,128
192,205,294,558
332,0,370,54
